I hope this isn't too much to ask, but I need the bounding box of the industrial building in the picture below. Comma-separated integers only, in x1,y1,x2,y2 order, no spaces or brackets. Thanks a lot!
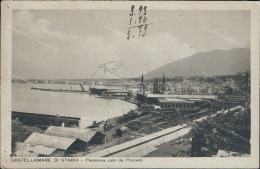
157,98,195,110
137,93,217,110
89,86,133,99
89,86,123,95
45,126,106,144
103,89,133,99
15,142,64,157
16,132,86,157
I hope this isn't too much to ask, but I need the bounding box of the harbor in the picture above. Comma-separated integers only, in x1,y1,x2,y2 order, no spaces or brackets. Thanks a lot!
12,72,250,157
4,6,256,169
12,83,137,128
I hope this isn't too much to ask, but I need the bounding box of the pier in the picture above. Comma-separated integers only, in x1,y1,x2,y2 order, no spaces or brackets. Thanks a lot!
31,87,89,94
12,111,81,128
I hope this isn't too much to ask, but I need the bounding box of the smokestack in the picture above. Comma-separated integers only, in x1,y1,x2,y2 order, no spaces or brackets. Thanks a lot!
143,85,146,103
155,78,158,93
162,74,166,92
153,81,156,94
140,74,144,92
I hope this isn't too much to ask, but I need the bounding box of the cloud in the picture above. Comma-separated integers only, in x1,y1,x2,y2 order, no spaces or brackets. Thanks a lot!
64,27,196,78
105,25,156,52
12,10,196,79
13,10,78,52
200,22,248,49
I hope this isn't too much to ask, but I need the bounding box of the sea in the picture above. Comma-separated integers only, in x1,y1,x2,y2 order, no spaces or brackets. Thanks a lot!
12,83,136,128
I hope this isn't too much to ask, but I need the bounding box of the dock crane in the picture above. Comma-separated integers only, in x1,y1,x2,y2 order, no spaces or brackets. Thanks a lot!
80,84,86,92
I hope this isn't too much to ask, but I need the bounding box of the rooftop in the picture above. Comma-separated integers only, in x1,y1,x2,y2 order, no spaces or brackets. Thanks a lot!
15,142,57,157
157,98,194,103
147,94,217,99
45,126,103,143
25,132,76,150
105,90,131,93
119,126,129,131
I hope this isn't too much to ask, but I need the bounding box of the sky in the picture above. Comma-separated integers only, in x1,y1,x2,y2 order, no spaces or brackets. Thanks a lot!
12,10,250,79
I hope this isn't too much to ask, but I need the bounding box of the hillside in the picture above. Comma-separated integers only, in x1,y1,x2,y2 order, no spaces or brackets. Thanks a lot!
146,48,250,78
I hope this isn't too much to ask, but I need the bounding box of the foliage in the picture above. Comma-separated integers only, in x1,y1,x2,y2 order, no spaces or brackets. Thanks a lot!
190,108,250,155
12,119,44,153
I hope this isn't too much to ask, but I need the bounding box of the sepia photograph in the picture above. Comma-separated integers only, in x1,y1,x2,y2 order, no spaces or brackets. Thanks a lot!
1,1,259,168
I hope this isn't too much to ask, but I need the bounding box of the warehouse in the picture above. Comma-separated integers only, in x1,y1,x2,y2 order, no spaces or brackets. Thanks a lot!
137,94,216,110
45,126,106,145
20,132,86,156
103,90,133,99
15,142,61,157
145,94,217,104
157,98,195,110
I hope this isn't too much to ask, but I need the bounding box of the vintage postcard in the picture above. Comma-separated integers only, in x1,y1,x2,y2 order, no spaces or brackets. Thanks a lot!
1,1,259,168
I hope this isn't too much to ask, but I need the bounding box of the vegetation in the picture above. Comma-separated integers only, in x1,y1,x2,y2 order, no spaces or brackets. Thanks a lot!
189,107,250,156
11,119,44,154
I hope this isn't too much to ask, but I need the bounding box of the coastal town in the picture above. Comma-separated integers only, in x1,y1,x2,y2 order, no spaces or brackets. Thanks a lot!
12,71,250,157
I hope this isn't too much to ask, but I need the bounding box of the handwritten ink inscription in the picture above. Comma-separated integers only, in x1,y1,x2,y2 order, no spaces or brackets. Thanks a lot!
127,5,152,40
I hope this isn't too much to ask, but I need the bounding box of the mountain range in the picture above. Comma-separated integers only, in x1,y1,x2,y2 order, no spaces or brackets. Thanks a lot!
145,48,250,78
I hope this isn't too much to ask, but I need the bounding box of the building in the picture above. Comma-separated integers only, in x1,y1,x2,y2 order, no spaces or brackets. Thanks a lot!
18,132,86,156
45,126,106,144
90,87,109,95
146,94,216,106
15,142,64,157
89,86,123,95
157,98,195,110
146,94,217,100
116,127,129,137
222,95,248,108
103,90,133,99
137,93,217,111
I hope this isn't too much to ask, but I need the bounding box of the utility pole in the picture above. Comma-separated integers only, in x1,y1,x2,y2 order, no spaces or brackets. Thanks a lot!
143,85,146,103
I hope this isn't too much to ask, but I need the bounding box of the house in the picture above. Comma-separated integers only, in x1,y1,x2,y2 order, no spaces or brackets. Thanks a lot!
98,121,114,131
116,127,129,137
45,126,106,144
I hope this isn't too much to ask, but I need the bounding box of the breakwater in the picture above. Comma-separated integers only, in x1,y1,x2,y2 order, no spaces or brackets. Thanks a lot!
12,111,80,128
31,87,89,94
